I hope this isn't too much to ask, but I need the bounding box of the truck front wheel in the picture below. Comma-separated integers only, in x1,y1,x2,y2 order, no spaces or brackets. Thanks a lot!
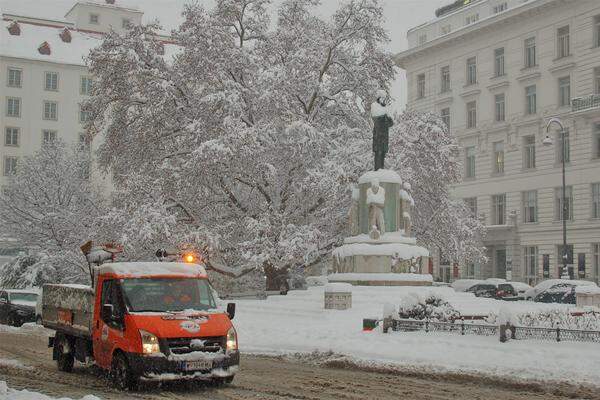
111,352,138,391
56,336,74,372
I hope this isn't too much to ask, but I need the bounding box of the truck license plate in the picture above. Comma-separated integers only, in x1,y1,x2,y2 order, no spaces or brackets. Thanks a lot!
183,359,212,371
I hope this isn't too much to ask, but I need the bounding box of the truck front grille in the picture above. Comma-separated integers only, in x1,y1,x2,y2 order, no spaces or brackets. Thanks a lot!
165,336,225,355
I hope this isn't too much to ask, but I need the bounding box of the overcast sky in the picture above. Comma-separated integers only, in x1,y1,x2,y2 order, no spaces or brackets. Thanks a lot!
0,0,449,109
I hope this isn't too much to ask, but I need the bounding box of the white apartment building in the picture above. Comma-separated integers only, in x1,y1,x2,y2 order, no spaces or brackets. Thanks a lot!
396,0,600,284
0,0,174,257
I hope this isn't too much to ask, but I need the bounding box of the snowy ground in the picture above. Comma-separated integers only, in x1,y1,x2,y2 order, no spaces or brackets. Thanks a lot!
0,381,99,400
234,286,600,385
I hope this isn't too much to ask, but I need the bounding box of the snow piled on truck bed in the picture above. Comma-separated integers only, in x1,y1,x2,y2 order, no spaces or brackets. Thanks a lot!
234,286,600,385
0,381,100,400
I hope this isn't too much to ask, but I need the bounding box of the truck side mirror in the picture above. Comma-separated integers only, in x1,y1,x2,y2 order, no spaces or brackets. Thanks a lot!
226,303,236,320
102,304,114,321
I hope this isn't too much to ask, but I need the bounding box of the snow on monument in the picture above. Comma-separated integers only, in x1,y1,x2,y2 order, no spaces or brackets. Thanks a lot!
330,91,431,286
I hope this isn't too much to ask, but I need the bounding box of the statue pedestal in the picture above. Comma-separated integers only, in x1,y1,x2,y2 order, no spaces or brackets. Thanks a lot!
331,170,431,287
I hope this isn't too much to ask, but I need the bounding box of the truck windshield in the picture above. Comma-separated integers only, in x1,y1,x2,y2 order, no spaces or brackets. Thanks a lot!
10,293,38,302
121,278,216,312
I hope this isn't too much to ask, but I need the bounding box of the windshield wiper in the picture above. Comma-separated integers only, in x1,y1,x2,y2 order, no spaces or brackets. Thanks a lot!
133,309,175,314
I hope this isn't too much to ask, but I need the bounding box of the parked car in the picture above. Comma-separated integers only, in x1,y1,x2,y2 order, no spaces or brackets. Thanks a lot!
496,282,532,300
0,289,39,327
534,283,577,304
451,279,485,292
524,279,597,301
466,283,497,298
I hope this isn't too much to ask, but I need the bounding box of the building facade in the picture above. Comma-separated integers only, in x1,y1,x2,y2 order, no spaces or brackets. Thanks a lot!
396,0,600,284
0,1,171,256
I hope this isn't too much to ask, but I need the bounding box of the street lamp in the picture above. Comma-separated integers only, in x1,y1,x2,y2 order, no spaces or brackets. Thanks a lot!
543,117,570,280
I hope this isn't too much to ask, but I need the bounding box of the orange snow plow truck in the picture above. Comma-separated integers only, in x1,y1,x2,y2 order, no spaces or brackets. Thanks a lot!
41,262,239,390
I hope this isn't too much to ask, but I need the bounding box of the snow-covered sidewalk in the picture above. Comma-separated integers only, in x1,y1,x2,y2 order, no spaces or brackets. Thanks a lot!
0,382,99,400
234,286,600,385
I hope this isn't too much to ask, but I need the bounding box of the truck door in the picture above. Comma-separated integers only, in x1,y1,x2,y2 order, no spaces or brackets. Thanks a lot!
93,280,126,369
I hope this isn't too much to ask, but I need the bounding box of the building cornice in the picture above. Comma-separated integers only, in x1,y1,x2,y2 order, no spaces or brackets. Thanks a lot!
395,0,569,68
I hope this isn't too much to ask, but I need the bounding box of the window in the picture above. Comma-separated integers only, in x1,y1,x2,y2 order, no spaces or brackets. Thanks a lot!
557,129,570,163
557,26,570,59
493,141,504,174
465,14,479,25
79,106,91,123
7,68,22,88
595,16,600,48
558,76,571,107
524,246,538,281
494,48,505,77
6,97,20,117
441,107,450,128
466,101,477,129
417,74,425,99
466,57,477,85
525,85,536,115
3,156,17,176
42,130,57,145
557,244,574,268
441,25,451,35
593,243,600,282
464,197,477,216
493,2,508,13
89,13,99,24
418,34,427,45
495,93,505,122
465,146,476,179
595,67,600,94
4,127,19,147
43,101,58,120
523,190,538,223
594,123,600,159
524,37,536,68
44,72,58,91
492,194,506,225
523,135,536,169
441,66,450,93
592,183,600,219
122,18,131,28
555,185,573,221
80,76,93,95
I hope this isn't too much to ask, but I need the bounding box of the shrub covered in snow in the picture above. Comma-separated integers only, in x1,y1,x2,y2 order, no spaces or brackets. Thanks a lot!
487,309,600,331
398,292,460,322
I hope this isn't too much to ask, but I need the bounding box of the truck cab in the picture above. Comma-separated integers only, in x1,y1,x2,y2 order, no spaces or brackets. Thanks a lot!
44,262,239,390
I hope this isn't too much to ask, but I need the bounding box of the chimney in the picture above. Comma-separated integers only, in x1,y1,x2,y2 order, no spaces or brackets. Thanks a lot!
38,41,51,55
59,28,72,43
7,21,20,36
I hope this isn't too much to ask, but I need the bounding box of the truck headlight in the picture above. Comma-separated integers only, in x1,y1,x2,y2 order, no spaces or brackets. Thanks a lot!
139,330,160,354
226,327,238,351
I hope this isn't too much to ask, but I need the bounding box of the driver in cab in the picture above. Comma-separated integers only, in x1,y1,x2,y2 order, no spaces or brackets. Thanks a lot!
163,282,193,309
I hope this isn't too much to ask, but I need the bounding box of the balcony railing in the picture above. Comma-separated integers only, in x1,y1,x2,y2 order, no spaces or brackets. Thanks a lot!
572,94,600,113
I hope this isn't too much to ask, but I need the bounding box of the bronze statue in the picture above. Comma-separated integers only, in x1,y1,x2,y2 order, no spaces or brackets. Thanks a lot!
371,90,394,171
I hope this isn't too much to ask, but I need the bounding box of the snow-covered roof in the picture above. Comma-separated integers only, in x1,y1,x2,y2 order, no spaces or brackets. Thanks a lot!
95,262,207,278
1,19,101,66
358,169,402,185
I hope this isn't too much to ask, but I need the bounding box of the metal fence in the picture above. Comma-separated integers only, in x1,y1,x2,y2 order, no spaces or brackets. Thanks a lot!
572,94,600,113
385,318,600,344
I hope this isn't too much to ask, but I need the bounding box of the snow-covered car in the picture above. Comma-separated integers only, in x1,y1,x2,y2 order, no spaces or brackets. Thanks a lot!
524,279,597,301
534,283,578,304
451,279,485,292
466,283,497,298
0,289,39,327
496,282,532,300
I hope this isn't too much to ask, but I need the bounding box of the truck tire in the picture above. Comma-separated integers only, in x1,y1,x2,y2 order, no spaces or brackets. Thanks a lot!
213,376,234,386
111,352,138,391
7,314,22,327
56,336,74,372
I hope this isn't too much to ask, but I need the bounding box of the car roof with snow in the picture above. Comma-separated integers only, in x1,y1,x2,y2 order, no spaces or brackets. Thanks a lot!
2,289,39,294
95,262,207,278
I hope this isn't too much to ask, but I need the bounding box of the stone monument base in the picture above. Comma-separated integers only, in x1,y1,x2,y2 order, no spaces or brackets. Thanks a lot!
328,273,433,287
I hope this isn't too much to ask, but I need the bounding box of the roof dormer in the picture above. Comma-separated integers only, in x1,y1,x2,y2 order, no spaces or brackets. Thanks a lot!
60,27,72,43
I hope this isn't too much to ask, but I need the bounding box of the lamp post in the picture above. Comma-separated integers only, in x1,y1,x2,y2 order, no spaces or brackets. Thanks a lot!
543,117,570,279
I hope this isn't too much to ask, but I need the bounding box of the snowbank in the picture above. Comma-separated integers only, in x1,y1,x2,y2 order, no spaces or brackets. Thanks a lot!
324,283,353,293
235,286,599,385
0,381,100,400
